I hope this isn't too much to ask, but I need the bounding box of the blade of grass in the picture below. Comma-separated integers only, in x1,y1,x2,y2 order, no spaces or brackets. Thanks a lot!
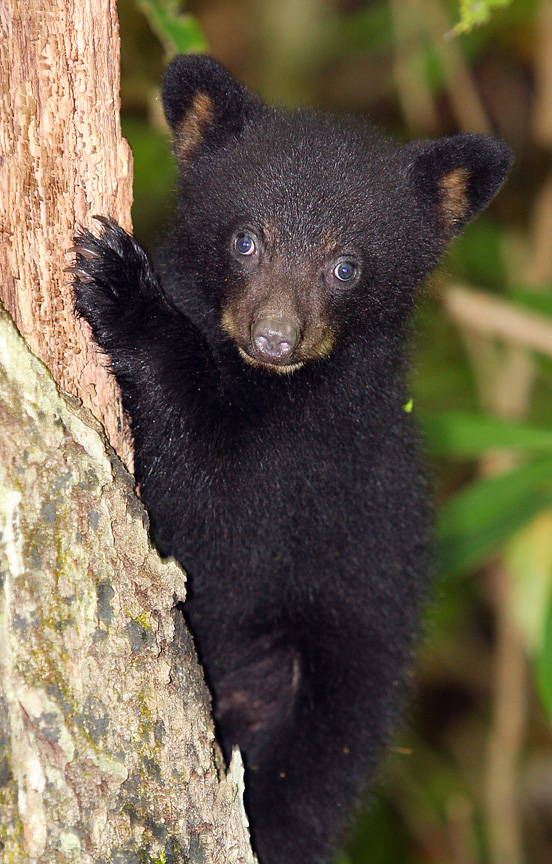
438,457,552,578
423,411,552,457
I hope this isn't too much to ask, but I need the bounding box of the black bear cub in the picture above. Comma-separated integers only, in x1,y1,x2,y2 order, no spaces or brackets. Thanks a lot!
73,55,511,864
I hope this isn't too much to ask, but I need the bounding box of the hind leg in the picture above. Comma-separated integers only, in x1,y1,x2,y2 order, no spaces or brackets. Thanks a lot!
210,620,403,864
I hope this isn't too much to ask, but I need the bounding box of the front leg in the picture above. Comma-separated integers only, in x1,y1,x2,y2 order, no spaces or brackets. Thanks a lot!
71,217,215,418
72,216,165,350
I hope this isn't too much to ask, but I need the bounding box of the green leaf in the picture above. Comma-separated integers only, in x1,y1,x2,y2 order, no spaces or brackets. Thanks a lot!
423,411,552,457
451,0,512,36
437,458,552,578
136,0,208,56
507,286,552,318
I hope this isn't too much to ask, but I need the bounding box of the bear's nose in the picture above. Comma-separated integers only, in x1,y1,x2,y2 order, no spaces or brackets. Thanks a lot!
251,317,299,364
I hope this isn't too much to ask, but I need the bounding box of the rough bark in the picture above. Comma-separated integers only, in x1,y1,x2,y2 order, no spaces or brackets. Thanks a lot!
0,0,132,465
0,309,255,863
0,0,256,860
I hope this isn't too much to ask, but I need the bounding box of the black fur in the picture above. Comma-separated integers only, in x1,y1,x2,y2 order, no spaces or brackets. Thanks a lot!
72,55,512,864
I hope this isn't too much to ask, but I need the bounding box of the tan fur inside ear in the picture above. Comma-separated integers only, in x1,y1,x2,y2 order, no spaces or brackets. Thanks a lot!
440,167,471,229
173,92,214,161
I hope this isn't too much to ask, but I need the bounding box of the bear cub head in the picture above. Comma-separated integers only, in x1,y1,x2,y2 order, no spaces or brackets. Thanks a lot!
161,54,512,374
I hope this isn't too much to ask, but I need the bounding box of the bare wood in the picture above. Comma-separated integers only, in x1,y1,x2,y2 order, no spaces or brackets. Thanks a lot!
483,562,528,864
0,0,133,466
444,285,552,359
534,0,552,146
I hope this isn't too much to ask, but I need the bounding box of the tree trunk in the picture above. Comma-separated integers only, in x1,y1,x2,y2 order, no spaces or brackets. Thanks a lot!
0,2,255,861
1,0,133,465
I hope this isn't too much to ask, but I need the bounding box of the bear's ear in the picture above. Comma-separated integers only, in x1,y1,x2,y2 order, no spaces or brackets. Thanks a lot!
404,133,513,238
162,54,262,163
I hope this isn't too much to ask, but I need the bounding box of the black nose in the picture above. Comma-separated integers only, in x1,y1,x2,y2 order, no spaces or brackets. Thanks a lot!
251,317,299,364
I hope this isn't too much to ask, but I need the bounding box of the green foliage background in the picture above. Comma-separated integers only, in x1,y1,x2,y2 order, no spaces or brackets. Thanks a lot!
118,1,552,861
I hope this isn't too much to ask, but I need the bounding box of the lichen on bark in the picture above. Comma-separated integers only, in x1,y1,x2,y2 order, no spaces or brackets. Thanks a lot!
0,309,255,863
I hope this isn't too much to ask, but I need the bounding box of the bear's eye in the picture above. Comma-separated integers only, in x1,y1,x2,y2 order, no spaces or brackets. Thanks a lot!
234,231,257,256
333,260,357,282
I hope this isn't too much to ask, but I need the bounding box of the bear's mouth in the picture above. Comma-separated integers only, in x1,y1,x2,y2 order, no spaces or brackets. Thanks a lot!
237,346,305,374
